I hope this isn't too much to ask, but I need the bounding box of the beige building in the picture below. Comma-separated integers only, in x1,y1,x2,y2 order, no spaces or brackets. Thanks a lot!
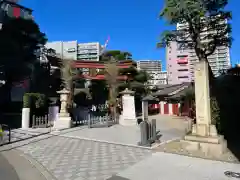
45,41,103,61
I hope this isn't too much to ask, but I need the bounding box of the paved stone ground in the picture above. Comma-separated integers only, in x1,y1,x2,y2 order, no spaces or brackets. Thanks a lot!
55,115,189,147
17,136,152,180
110,152,240,180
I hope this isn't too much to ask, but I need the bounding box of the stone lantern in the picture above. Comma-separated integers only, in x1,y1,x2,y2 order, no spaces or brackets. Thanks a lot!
53,88,72,130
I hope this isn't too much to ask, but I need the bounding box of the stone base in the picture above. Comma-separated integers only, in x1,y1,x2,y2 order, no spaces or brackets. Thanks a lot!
192,124,218,137
182,134,227,157
53,116,72,130
119,115,136,126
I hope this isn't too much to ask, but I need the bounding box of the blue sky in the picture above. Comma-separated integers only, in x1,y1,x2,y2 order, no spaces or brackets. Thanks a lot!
20,0,239,70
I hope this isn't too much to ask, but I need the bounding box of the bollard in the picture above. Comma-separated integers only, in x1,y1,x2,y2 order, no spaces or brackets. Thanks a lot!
37,117,40,127
45,115,48,128
32,115,35,128
151,119,157,142
138,121,150,147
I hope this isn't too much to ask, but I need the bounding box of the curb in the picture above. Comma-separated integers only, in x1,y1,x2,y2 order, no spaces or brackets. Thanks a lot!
16,149,57,180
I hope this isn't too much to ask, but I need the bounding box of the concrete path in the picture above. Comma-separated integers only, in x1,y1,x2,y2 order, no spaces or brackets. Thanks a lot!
109,152,240,180
0,149,51,180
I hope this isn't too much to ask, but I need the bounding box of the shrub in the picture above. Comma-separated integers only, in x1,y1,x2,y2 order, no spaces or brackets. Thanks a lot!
210,96,221,131
23,93,47,109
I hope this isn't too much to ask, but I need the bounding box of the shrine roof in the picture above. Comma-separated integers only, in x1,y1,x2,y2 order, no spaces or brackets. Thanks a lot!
151,83,190,97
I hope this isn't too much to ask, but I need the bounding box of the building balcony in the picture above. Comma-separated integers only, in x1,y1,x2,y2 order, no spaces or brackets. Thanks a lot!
177,58,188,64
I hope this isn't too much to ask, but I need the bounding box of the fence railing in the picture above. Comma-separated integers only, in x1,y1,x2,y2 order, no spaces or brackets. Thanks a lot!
138,119,160,147
32,115,52,128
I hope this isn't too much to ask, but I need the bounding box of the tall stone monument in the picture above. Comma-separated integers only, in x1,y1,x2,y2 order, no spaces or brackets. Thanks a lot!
53,88,72,130
184,61,227,156
119,88,136,126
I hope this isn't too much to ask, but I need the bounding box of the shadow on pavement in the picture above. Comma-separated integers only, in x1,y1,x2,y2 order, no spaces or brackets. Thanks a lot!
0,153,20,180
107,175,130,180
0,125,89,152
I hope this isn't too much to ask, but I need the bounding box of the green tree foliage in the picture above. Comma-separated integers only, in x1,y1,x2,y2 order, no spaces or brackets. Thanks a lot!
158,0,232,61
100,50,132,61
0,18,47,83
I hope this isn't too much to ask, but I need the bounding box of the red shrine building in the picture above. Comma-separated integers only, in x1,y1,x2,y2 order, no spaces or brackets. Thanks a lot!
0,0,33,22
72,60,135,80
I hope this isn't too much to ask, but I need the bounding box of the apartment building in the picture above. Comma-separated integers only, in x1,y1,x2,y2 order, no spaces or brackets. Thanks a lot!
45,41,102,61
167,21,230,84
137,60,167,85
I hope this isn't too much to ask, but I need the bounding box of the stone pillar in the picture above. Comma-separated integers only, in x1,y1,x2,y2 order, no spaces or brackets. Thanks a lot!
169,103,173,115
160,101,164,114
119,88,136,126
184,61,227,157
142,100,148,121
53,88,72,130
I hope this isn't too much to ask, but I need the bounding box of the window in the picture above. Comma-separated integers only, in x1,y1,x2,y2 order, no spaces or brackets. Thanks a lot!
178,76,188,79
67,48,76,52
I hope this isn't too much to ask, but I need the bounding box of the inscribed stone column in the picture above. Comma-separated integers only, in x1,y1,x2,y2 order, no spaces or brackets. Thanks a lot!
192,60,212,136
119,88,136,126
53,88,72,130
184,61,227,157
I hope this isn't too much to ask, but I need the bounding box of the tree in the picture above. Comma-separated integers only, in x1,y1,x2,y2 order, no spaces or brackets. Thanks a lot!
0,18,47,83
158,0,232,62
105,57,119,111
100,50,132,61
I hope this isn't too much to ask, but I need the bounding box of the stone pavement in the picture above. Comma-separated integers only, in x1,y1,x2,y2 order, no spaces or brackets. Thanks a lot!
2,115,237,180
16,136,152,180
109,152,240,180
55,115,189,147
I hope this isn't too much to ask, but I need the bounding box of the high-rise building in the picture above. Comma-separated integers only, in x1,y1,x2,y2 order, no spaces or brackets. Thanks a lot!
77,42,102,61
137,60,162,71
167,22,231,84
137,60,167,85
45,41,102,61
